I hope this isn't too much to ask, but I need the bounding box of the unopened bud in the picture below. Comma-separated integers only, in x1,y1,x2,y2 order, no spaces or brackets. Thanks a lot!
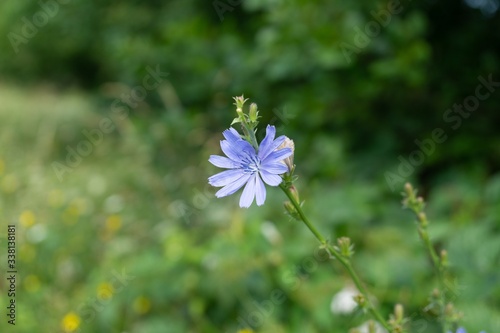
445,303,454,316
233,95,248,114
395,304,404,321
418,212,428,226
284,201,294,212
353,294,366,307
337,237,354,258
289,185,300,203
404,183,413,195
284,201,300,220
440,250,448,266
249,103,258,121
278,137,295,173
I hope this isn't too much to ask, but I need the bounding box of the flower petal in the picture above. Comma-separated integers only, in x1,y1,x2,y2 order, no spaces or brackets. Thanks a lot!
208,169,245,187
259,134,287,161
222,127,242,144
262,147,292,164
270,135,287,150
239,174,257,208
220,140,242,161
221,139,255,162
257,125,276,159
255,175,266,206
215,173,251,198
209,155,240,169
261,161,288,175
259,169,283,186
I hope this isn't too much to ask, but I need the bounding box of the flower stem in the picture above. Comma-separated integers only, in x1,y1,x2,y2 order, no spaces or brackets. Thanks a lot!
415,220,449,333
279,183,391,332
240,120,259,151
403,184,451,333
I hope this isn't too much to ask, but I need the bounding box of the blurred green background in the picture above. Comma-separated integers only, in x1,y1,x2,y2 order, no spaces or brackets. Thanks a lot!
0,0,499,332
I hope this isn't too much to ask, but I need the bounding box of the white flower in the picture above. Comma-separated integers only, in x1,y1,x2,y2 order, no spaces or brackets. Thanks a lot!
354,321,388,333
330,286,358,314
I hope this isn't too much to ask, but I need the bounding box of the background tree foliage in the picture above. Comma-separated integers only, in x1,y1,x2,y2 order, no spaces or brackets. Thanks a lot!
0,0,498,332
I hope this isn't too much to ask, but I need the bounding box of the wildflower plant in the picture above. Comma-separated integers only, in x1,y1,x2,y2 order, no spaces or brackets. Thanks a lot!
207,96,487,333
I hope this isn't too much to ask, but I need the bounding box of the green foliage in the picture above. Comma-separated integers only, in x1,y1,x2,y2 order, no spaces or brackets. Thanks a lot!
0,85,498,332
0,0,499,176
0,1,499,332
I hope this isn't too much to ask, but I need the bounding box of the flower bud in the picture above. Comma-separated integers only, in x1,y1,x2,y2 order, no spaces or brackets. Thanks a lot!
284,201,300,220
284,201,295,213
404,182,413,196
289,185,300,203
249,103,259,122
278,137,295,173
394,304,404,322
445,303,454,316
353,294,366,308
440,249,448,267
233,95,248,115
336,237,354,258
416,196,426,211
418,212,427,226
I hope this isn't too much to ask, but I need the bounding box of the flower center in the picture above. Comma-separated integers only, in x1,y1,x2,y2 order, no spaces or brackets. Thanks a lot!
241,154,260,174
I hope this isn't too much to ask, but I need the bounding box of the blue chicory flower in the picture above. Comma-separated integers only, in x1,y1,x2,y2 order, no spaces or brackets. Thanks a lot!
208,125,293,208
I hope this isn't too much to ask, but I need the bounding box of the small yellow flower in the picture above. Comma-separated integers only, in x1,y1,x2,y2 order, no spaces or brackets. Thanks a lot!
97,282,114,300
19,210,36,228
61,312,81,333
133,296,151,314
105,215,122,232
237,329,254,333
24,275,41,293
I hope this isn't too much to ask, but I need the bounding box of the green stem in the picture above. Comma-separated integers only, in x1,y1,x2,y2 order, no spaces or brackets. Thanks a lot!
419,227,442,279
416,221,449,333
280,183,391,332
239,119,259,151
